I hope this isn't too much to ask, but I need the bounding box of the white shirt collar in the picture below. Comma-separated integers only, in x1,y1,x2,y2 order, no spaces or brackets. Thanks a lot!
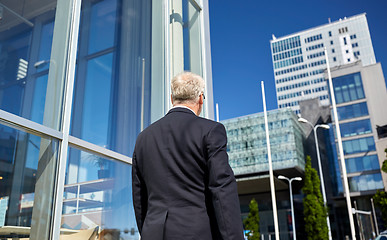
171,105,197,115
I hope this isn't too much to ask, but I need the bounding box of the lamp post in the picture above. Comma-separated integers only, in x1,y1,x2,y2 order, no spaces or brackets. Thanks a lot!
278,175,302,240
298,117,332,240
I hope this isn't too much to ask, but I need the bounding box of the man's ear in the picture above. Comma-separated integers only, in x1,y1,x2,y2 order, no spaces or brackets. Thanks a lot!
199,94,204,105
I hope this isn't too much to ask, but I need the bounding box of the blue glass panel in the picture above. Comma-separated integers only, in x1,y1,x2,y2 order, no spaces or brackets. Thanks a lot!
71,0,152,157
36,21,55,72
349,173,383,192
337,102,368,121
0,123,59,232
342,137,375,155
88,0,117,54
332,72,365,104
0,8,56,126
30,74,48,124
81,53,113,146
63,147,138,237
340,119,372,138
345,155,379,173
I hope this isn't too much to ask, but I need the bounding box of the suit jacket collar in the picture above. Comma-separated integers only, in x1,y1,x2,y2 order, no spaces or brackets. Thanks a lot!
167,106,197,116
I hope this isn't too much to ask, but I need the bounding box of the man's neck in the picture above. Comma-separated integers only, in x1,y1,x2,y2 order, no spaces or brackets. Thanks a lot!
173,104,199,115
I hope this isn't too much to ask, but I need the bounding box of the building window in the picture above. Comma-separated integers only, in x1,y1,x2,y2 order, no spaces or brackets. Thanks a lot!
348,173,383,192
342,136,375,155
332,49,335,53
329,31,332,37
332,72,365,104
330,40,333,45
346,50,349,54
336,102,369,120
350,34,357,39
340,119,372,138
346,155,380,173
344,37,347,45
348,58,351,62
333,57,336,62
352,43,359,48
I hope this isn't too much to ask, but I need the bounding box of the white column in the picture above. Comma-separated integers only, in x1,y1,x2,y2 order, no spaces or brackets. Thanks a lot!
325,47,356,240
261,81,279,240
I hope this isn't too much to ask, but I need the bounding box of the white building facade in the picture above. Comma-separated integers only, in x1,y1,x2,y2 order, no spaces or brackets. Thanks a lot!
270,13,376,114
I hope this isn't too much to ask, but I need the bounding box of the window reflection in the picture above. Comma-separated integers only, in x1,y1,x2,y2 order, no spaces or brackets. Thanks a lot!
62,147,138,239
332,72,365,104
71,0,152,157
0,124,59,238
346,155,380,173
0,0,57,125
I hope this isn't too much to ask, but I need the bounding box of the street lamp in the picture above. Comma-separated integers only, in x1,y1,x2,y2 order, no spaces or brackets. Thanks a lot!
298,117,332,240
278,175,302,240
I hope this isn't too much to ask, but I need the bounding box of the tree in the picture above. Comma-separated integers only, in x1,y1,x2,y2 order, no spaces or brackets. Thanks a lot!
303,155,328,240
373,190,387,228
244,198,260,240
373,148,387,228
381,148,387,173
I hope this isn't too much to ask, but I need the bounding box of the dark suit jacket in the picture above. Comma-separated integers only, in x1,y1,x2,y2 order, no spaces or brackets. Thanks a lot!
132,107,244,240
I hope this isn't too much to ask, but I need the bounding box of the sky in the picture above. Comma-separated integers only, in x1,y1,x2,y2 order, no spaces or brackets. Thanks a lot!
209,0,387,121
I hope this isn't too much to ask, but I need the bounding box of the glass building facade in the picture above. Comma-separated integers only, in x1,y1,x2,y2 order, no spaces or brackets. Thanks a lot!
329,70,383,194
222,108,305,240
0,0,213,239
222,108,305,176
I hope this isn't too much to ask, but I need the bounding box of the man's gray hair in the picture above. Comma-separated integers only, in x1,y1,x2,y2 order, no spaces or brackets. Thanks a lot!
171,72,205,104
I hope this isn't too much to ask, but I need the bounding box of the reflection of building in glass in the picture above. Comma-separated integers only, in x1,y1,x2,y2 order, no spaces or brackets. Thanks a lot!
0,0,213,239
222,108,306,240
270,13,376,114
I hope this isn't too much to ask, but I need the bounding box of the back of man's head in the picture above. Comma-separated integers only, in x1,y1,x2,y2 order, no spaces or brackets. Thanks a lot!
171,72,205,105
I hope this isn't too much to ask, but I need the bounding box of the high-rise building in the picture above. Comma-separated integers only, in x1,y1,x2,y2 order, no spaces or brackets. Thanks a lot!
299,61,387,238
0,0,213,239
270,13,376,114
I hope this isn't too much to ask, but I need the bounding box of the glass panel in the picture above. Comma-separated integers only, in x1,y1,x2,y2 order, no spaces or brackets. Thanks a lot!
349,173,383,192
332,72,365,104
336,102,368,121
71,0,152,156
182,0,202,75
88,0,117,54
61,147,138,239
0,0,58,126
342,137,375,155
0,123,59,239
345,155,379,173
223,109,305,175
340,119,372,138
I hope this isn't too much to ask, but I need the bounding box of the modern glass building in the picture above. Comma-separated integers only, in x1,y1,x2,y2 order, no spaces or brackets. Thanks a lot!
222,108,306,239
324,61,387,238
0,0,213,239
222,108,305,176
328,61,387,196
270,13,376,114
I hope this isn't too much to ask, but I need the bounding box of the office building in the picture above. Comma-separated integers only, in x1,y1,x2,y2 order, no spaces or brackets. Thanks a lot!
270,13,376,114
299,60,387,238
328,61,387,196
222,108,305,239
0,0,213,239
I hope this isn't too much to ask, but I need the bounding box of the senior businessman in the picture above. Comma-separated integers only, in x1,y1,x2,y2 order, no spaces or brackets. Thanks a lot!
132,72,244,240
